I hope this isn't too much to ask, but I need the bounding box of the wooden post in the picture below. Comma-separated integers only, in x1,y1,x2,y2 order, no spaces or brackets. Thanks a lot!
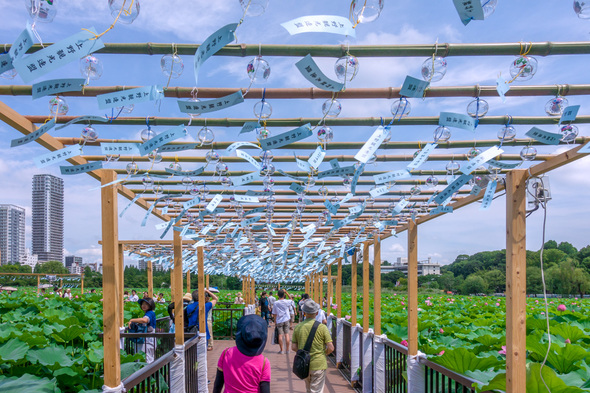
100,170,120,388
206,274,210,290
327,266,333,314
363,242,370,333
60,278,63,288
118,243,124,327
319,272,324,306
197,247,206,334
80,273,84,294
173,227,184,346
407,220,418,356
187,271,191,293
374,235,382,336
305,276,309,294
37,276,40,295
351,251,358,326
337,258,342,319
506,169,528,393
147,260,153,298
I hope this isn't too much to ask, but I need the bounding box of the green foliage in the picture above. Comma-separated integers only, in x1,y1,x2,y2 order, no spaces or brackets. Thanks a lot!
460,275,488,295
433,347,502,374
226,276,242,290
35,261,68,274
0,374,60,393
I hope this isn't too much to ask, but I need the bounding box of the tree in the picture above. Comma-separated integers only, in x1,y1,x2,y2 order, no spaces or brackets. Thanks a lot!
460,275,488,295
226,276,242,290
557,241,578,256
577,246,590,262
572,268,590,297
526,267,543,294
36,261,68,274
436,272,456,292
483,269,506,293
543,240,558,250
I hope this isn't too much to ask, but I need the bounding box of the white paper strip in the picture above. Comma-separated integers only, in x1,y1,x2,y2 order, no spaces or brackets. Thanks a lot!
205,194,223,212
355,126,387,163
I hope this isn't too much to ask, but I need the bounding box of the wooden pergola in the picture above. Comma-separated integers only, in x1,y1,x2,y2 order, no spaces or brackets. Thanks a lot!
2,38,590,392
0,272,85,294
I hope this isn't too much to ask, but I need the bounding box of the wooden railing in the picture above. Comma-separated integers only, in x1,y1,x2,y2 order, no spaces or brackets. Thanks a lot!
423,358,494,393
384,339,408,392
184,335,200,393
122,349,173,393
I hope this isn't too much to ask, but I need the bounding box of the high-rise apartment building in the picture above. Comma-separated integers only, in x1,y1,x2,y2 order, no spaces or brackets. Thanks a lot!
65,255,83,268
0,204,26,265
32,174,64,263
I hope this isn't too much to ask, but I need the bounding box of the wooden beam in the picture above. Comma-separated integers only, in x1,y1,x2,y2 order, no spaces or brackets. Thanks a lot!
80,274,84,294
173,227,184,346
319,272,324,307
100,170,120,388
407,220,418,356
351,251,358,326
37,276,40,295
147,260,153,298
186,271,191,293
363,243,370,333
374,235,382,336
197,247,206,335
327,267,333,314
118,243,124,327
206,274,210,290
505,169,528,393
336,258,342,319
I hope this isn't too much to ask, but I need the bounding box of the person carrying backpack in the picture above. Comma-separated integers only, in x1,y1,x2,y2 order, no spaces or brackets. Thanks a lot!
186,288,218,347
292,300,334,393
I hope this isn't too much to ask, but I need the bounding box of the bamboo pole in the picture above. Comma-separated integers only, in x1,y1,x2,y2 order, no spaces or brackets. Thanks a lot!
197,247,206,335
8,41,590,57
506,169,528,393
118,244,124,327
351,251,358,326
29,115,590,127
7,84,590,99
407,221,418,356
147,260,153,298
100,170,120,389
173,227,184,346
363,243,370,333
374,236,382,336
337,258,342,319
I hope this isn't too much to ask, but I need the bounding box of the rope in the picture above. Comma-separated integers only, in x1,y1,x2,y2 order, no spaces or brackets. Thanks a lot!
82,0,135,40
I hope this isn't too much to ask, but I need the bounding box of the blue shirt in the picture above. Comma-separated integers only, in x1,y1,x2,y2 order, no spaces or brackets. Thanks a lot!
144,310,156,330
186,302,213,339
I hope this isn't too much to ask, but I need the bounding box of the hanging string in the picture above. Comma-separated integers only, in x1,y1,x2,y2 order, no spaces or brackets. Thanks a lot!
82,0,135,40
507,41,533,84
164,43,178,90
499,115,512,148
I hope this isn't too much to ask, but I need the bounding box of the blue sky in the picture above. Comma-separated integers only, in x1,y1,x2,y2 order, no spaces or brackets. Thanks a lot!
1,1,589,269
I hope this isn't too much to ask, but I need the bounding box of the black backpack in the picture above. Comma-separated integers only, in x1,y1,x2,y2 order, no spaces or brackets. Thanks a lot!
293,321,320,379
167,302,196,331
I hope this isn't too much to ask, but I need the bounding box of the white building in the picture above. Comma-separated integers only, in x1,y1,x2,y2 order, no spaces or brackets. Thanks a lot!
32,174,64,263
0,204,26,265
381,256,441,276
69,262,82,274
19,248,38,270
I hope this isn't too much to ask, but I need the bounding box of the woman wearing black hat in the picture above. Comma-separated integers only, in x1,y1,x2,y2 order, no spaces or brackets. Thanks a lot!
128,297,157,363
212,314,271,393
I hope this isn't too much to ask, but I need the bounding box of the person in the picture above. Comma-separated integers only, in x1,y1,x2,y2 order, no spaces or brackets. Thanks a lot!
167,293,192,334
267,292,276,325
315,307,328,325
322,296,327,308
234,292,245,304
258,292,270,325
123,291,129,301
289,294,296,330
207,293,216,351
62,288,72,299
143,291,149,299
212,314,270,393
292,300,334,393
272,289,292,354
156,293,166,303
129,290,139,302
186,288,218,349
55,288,63,297
298,293,310,321
90,289,96,294
128,297,157,363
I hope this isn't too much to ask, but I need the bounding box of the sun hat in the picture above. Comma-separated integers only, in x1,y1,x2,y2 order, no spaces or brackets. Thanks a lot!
301,300,320,314
183,293,192,302
237,292,242,297
137,297,155,311
235,315,268,357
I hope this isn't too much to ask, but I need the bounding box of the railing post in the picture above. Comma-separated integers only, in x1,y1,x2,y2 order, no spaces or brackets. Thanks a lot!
187,271,191,293
351,324,362,385
373,335,386,393
336,318,344,367
327,265,333,316
351,251,357,326
374,235,382,336
80,273,84,294
363,242,370,333
100,170,121,392
196,246,208,392
336,258,342,319
506,169,528,393
147,259,153,298
118,243,124,328
319,271,324,307
362,330,374,392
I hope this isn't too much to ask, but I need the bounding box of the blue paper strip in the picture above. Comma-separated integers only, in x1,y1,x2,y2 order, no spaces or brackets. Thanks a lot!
407,143,437,170
183,196,201,210
560,105,580,124
32,78,86,100
525,127,562,145
259,124,312,151
295,55,344,92
290,183,305,194
11,119,55,147
97,85,164,110
281,15,355,37
434,174,473,205
488,159,521,169
34,145,82,168
480,180,498,210
461,146,504,174
193,23,238,85
60,160,103,175
165,166,205,177
178,91,243,114
13,28,105,83
231,172,261,186
159,143,199,153
119,194,141,217
453,0,484,25
277,169,308,182
317,165,356,179
496,77,510,103
578,142,590,154
55,115,108,130
101,142,140,156
0,54,14,75
239,121,260,135
138,124,186,156
350,162,365,195
9,24,34,60
400,76,430,98
439,112,476,132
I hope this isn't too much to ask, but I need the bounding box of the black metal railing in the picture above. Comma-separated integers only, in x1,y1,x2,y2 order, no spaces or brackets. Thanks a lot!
424,358,491,393
358,329,363,388
384,339,408,393
122,350,173,393
119,333,197,363
184,335,201,393
341,320,352,376
156,317,170,333
329,317,337,360
211,308,244,339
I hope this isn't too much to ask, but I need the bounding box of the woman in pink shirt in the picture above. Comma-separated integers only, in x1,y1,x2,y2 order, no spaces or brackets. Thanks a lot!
212,314,271,393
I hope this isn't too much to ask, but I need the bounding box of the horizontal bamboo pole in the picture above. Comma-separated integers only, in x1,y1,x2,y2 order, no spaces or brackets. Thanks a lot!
5,41,590,57
26,115,590,127
128,188,471,196
5,84,590,99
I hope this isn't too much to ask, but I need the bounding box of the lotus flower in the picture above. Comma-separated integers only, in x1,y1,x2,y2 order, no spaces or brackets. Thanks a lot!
439,328,444,334
345,315,351,320
331,304,338,309
565,339,571,344
498,346,507,355
401,340,408,347
495,303,500,307
438,350,445,356
557,304,566,312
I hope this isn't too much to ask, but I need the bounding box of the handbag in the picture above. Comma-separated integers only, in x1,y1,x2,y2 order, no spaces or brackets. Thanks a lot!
273,325,279,344
292,321,320,379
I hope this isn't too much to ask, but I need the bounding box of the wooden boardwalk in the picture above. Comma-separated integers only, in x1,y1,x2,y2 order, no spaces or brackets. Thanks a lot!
206,325,355,392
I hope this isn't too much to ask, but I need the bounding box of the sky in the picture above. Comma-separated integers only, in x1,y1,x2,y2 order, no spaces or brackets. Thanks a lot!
1,1,590,270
